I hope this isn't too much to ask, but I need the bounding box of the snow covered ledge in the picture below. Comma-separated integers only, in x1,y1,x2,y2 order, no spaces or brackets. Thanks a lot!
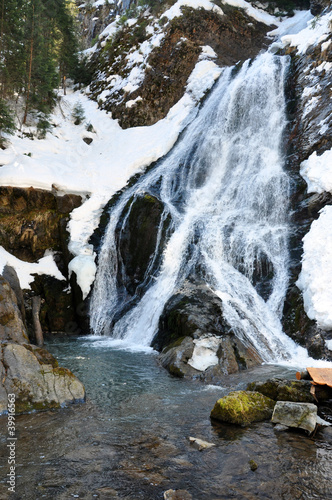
297,148,332,330
297,206,332,330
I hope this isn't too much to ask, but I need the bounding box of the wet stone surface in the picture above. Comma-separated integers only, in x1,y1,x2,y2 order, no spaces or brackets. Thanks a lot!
0,337,331,499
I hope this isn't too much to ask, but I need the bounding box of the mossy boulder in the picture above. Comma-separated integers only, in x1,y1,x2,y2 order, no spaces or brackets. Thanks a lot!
246,378,315,403
210,390,275,425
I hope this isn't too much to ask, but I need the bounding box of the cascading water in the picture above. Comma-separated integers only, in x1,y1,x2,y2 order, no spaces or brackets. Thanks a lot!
90,52,307,363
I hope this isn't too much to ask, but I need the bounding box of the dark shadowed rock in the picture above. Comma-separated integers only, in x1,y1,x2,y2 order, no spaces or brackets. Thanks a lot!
246,378,315,403
155,280,262,380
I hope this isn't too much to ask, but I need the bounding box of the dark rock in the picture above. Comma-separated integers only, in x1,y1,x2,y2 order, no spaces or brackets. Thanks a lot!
0,186,81,263
210,390,275,426
246,378,315,403
154,280,262,380
159,337,198,378
83,137,93,145
29,275,79,335
310,0,325,16
117,193,168,297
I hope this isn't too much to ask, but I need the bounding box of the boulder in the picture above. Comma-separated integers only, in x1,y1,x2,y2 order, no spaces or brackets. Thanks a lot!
271,401,317,434
0,274,85,415
246,378,315,403
210,390,275,426
155,280,262,380
1,343,85,414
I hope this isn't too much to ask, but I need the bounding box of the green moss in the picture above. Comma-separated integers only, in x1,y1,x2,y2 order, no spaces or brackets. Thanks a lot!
211,391,275,426
0,311,15,325
168,363,185,378
53,366,76,378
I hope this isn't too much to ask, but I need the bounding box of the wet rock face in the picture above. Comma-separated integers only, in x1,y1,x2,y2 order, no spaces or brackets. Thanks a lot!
155,280,262,380
0,186,81,265
90,5,271,128
282,30,332,355
0,186,88,335
116,193,167,297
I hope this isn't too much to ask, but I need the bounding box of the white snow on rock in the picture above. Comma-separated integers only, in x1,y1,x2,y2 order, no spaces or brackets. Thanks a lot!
221,0,278,26
188,336,220,371
281,11,332,54
162,0,224,21
0,247,65,290
297,206,332,330
300,149,332,194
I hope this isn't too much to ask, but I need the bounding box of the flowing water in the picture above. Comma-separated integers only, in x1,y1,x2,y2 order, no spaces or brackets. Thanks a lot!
90,52,308,363
3,53,332,500
1,337,332,500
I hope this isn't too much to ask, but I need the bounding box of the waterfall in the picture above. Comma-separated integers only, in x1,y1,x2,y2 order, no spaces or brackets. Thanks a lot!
90,52,304,362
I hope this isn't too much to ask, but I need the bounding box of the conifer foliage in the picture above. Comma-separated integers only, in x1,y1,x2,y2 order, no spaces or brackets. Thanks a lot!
0,0,81,131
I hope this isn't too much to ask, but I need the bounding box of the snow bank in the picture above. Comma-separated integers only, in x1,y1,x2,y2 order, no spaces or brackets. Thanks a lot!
281,11,332,54
297,206,332,330
222,0,278,26
0,248,65,290
300,149,332,194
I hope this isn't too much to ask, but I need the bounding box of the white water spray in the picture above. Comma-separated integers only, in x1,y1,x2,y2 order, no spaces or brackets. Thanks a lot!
90,52,310,363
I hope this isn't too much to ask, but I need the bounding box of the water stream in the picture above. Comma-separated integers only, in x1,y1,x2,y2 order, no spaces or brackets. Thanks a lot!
1,338,331,499
90,52,310,363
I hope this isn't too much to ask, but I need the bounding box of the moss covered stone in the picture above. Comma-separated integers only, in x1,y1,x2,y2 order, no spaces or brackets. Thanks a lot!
246,378,315,403
210,390,275,425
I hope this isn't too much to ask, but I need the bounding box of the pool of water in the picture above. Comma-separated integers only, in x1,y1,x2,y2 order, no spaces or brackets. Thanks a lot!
0,336,331,500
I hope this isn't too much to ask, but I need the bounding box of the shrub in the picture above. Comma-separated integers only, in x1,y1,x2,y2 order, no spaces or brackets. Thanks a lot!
72,102,86,125
0,99,15,148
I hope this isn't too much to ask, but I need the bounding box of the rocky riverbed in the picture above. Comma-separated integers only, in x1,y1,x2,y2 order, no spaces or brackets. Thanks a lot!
0,337,331,500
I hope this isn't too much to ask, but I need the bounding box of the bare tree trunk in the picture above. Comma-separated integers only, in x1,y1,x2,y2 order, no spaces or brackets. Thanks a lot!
32,295,44,347
23,2,34,125
63,75,66,96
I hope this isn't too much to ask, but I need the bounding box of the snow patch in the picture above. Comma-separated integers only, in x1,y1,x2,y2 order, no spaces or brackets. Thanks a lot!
300,149,332,194
281,11,332,54
188,336,220,371
163,0,223,21
297,206,332,330
0,247,65,290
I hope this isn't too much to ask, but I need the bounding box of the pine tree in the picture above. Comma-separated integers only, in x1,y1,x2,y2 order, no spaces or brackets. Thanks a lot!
0,98,15,147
